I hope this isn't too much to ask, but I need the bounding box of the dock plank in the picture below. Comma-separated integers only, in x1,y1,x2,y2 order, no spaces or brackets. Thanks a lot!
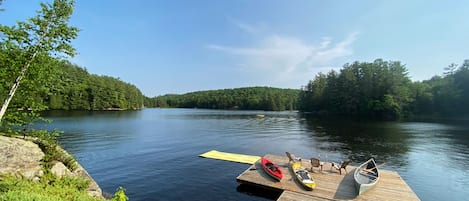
237,154,420,201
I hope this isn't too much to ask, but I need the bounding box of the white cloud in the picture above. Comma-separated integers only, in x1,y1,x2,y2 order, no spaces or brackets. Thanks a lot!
320,37,332,49
207,30,359,88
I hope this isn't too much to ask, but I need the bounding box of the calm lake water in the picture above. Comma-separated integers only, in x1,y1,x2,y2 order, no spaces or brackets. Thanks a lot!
42,109,469,201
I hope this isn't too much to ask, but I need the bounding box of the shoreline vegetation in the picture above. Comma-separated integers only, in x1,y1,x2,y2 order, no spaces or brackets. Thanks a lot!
144,87,300,111
297,59,469,120
141,59,469,121
6,56,468,119
0,0,127,200
0,134,128,201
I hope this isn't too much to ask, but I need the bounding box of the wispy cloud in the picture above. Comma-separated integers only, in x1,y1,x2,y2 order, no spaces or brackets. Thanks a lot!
227,17,263,34
207,32,359,86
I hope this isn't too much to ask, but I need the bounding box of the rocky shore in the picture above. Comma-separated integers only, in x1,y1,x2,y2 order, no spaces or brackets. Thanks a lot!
0,135,103,198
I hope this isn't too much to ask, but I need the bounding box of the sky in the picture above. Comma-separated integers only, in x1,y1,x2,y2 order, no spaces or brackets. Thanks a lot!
2,0,469,97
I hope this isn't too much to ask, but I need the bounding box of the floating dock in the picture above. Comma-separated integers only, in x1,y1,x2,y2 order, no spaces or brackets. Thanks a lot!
199,150,261,164
237,154,420,201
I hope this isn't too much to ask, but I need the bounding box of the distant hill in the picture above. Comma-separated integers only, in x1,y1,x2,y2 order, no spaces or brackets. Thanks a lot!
47,62,145,110
144,87,300,111
6,61,145,111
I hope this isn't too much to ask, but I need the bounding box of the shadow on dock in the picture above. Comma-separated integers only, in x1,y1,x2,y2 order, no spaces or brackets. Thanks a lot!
237,184,281,200
333,170,358,200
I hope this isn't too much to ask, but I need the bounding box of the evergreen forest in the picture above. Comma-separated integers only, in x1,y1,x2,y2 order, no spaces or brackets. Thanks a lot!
46,62,144,110
144,87,300,111
298,59,469,119
0,55,145,111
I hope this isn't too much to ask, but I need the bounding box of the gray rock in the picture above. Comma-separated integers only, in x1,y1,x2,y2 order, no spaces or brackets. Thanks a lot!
0,135,44,179
51,161,71,178
0,135,104,199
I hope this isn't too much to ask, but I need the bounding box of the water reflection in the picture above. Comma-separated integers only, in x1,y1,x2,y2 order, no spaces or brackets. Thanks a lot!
41,109,469,201
40,110,142,161
299,116,412,168
43,110,141,118
400,121,469,166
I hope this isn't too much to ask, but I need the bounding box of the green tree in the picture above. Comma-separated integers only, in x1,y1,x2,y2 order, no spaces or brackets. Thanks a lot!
146,87,299,111
453,60,469,114
407,81,433,115
299,59,412,119
0,0,78,123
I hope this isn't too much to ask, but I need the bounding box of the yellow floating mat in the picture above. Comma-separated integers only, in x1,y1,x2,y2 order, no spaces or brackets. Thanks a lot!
199,150,261,164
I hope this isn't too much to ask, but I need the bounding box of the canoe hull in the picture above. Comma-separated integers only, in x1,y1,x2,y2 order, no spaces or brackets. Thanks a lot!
261,157,283,181
354,158,379,195
291,161,316,190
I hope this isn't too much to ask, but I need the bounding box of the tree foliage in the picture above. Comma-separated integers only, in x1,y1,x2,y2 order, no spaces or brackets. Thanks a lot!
299,59,469,119
0,0,78,123
1,57,144,132
23,61,145,111
413,60,469,116
145,87,299,111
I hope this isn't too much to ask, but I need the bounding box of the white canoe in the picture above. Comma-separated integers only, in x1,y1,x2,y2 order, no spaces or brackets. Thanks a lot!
354,158,379,195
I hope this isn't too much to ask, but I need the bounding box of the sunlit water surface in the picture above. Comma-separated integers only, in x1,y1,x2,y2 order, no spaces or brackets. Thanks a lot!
42,109,469,201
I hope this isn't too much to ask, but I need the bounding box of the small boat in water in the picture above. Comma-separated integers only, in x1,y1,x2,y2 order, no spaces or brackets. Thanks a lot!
261,157,283,181
291,160,316,190
354,158,379,195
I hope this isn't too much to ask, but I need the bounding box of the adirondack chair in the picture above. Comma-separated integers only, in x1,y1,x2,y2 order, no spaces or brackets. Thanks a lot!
310,158,324,172
331,159,351,175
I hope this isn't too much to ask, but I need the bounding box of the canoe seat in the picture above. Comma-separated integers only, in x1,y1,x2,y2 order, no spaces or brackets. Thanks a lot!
359,171,378,179
310,158,324,172
361,168,377,175
331,159,351,175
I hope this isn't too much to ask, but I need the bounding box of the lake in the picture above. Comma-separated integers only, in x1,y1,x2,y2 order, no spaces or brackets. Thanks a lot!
42,109,469,201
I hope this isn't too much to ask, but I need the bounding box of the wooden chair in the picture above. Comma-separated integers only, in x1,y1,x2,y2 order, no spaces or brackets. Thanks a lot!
285,152,301,162
331,159,351,175
310,158,324,172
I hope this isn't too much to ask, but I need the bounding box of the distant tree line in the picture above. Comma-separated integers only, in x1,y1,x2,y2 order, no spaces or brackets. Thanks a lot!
46,62,145,110
298,59,469,119
1,57,145,112
145,87,300,111
410,60,469,117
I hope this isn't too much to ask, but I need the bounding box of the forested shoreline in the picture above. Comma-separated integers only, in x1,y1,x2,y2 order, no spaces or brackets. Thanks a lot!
3,54,468,119
1,58,145,111
144,87,300,111
298,59,469,119
47,62,144,110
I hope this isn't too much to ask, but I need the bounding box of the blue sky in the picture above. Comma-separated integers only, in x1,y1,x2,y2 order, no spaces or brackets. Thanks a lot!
2,0,469,96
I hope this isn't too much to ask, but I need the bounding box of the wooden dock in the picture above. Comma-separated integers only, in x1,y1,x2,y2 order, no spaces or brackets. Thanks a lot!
237,154,420,201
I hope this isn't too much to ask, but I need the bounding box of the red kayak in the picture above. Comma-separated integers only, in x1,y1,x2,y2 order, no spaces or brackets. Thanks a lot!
261,157,283,181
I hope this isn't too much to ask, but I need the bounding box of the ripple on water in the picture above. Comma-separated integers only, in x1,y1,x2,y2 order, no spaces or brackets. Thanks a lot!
44,109,469,201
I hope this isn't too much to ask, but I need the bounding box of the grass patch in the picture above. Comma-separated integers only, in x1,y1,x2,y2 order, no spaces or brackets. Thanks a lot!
0,174,103,201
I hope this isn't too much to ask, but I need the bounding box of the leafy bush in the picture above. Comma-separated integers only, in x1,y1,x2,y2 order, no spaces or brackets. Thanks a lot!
111,187,128,201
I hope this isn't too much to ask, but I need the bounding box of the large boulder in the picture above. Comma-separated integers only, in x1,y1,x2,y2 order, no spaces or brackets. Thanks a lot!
0,135,103,198
0,135,44,179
